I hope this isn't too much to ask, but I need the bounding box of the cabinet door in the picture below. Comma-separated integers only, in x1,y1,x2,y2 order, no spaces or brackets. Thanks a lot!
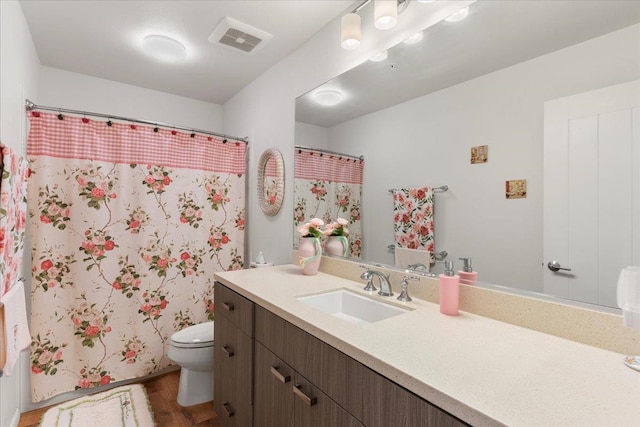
254,342,294,427
215,281,254,336
214,314,253,427
293,373,364,427
363,367,468,427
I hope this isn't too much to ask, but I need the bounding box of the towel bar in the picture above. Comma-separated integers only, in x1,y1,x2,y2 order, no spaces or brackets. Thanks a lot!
388,185,448,194
387,245,448,260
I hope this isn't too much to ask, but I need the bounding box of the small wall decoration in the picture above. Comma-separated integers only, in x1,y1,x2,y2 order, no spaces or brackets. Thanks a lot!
470,145,488,164
506,179,527,199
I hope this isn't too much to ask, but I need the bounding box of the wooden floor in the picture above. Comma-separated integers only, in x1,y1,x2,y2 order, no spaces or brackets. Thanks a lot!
18,370,221,427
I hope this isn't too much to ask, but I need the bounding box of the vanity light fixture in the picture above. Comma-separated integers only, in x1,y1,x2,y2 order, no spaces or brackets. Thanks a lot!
403,31,424,44
341,13,362,50
369,50,388,62
313,89,344,106
142,35,187,63
374,0,398,30
340,0,410,50
445,6,470,22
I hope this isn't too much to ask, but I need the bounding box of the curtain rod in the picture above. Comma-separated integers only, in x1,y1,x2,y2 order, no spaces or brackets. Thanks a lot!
25,99,249,144
295,145,364,161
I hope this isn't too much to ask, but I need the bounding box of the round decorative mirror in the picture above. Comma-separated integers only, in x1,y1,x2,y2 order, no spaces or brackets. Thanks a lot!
257,148,285,216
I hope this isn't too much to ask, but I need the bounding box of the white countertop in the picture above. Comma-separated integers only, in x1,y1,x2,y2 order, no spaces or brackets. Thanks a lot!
215,265,640,427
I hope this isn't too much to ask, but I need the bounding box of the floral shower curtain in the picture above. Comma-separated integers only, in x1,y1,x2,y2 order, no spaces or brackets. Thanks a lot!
27,112,246,402
293,149,364,258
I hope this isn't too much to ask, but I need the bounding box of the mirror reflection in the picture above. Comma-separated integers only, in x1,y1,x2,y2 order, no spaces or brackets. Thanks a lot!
294,1,640,308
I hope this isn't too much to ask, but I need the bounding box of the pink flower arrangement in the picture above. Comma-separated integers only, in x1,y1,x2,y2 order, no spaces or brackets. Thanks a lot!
297,218,324,238
324,218,349,237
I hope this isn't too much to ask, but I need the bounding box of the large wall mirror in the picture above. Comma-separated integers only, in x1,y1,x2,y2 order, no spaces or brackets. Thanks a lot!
294,1,640,309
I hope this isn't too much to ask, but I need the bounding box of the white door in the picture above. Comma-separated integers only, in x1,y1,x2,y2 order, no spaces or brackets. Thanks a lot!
543,80,640,307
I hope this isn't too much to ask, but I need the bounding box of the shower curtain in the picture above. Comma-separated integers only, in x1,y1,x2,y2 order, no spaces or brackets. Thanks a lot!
27,112,246,402
293,149,364,258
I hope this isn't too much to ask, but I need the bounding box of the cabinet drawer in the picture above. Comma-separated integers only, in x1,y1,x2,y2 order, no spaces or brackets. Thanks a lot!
215,281,254,336
214,314,253,427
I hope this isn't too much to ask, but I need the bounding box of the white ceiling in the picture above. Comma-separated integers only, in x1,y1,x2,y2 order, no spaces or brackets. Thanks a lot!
19,0,357,105
296,0,640,128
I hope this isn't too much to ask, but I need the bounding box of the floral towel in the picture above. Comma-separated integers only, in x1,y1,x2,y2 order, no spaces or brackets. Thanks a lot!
392,187,435,263
0,143,29,298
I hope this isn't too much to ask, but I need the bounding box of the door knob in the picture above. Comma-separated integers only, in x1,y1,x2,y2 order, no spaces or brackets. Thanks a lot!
547,261,571,272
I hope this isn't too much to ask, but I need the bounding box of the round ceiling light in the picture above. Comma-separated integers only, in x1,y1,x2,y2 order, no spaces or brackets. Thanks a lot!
445,6,469,23
313,90,344,106
142,35,187,63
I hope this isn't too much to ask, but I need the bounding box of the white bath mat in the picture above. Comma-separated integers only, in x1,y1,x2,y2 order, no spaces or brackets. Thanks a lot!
40,384,155,427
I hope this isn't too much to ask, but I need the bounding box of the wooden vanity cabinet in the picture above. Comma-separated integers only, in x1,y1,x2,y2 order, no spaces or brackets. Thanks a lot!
215,282,467,427
214,284,254,427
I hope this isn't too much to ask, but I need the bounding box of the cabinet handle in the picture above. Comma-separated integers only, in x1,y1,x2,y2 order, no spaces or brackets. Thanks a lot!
222,401,235,417
222,301,235,312
222,345,235,358
270,365,290,383
293,383,317,406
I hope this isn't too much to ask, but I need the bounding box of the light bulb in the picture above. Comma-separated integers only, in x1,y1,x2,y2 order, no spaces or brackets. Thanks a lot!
374,0,397,30
341,13,361,50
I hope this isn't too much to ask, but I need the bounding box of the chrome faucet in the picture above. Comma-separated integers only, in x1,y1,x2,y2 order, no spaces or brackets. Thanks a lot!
359,265,393,297
397,275,420,302
407,263,429,272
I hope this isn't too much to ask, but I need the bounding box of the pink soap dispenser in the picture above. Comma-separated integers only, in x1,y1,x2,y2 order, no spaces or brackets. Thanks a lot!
458,257,478,285
439,261,460,316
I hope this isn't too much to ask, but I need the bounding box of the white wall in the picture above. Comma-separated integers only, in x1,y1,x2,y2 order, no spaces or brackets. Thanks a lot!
0,2,40,426
224,1,473,265
328,24,640,292
294,122,329,150
38,67,223,131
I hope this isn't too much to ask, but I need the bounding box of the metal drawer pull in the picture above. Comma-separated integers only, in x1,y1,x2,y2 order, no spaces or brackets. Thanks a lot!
222,345,235,357
270,365,290,383
222,401,235,417
293,383,317,406
222,301,235,311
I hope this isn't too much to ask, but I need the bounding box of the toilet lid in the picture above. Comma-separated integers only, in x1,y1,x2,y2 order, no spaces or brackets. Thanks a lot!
171,321,214,347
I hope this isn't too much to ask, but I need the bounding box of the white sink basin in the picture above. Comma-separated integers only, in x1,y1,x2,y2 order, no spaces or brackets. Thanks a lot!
297,289,410,325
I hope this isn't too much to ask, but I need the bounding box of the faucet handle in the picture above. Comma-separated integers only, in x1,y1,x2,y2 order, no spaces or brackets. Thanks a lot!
397,275,419,302
358,265,377,292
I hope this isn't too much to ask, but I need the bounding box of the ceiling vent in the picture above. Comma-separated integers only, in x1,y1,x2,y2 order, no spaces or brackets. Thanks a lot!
208,17,273,55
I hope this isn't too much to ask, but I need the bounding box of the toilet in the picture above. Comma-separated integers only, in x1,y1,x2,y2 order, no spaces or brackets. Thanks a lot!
167,321,214,407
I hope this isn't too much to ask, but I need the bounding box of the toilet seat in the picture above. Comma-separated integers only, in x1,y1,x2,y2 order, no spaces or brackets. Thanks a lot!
170,321,214,349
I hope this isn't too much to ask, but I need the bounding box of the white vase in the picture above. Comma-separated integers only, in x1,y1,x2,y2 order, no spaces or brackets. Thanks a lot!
325,236,349,257
298,237,321,275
